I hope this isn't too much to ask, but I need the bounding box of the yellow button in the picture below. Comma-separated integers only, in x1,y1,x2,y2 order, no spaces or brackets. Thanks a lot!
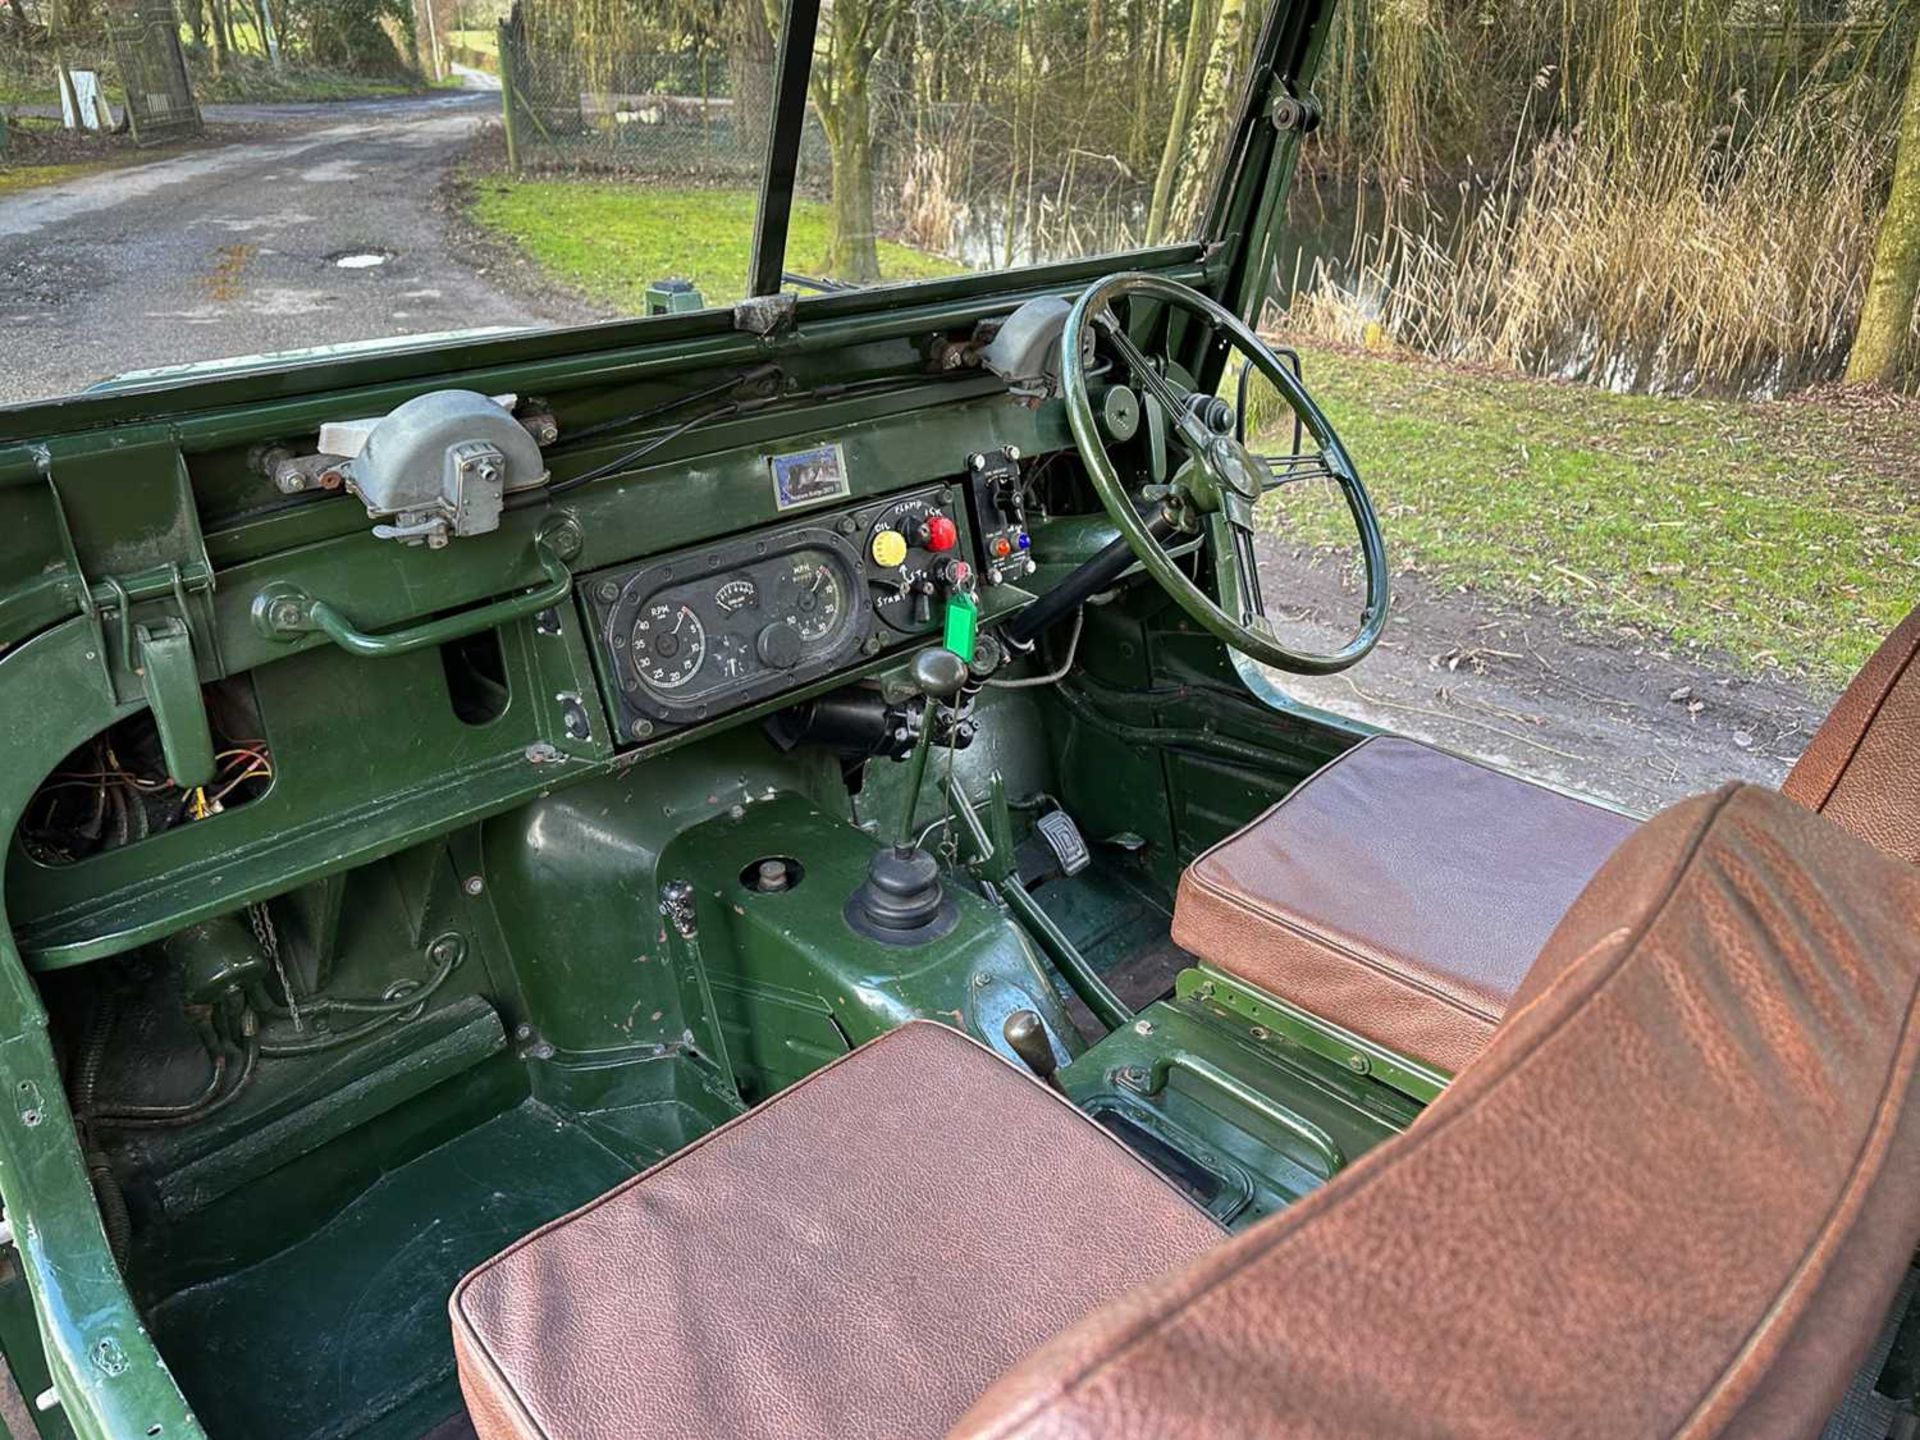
870,529,909,568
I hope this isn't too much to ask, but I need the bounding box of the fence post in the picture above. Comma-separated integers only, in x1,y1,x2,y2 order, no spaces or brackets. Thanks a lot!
499,19,521,175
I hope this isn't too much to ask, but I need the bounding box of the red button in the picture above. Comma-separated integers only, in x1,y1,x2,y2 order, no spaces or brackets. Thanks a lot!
992,536,1013,558
923,514,958,552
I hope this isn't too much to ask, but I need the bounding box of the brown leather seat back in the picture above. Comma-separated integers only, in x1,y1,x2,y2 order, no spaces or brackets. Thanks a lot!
1786,605,1920,863
953,786,1920,1440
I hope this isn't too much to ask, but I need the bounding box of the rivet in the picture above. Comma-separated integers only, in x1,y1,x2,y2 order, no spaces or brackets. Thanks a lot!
463,876,484,896
1133,1019,1154,1036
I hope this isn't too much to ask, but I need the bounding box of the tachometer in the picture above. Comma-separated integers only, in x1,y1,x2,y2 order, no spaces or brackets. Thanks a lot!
632,601,707,691
786,555,845,642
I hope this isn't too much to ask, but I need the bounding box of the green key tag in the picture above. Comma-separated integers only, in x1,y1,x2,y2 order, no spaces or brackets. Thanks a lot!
942,590,979,664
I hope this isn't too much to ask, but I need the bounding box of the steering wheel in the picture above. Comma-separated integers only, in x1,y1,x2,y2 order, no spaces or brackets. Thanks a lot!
1060,271,1390,675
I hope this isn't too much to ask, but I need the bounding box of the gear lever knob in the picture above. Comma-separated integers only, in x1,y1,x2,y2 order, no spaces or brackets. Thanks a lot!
911,646,968,701
1003,1009,1059,1084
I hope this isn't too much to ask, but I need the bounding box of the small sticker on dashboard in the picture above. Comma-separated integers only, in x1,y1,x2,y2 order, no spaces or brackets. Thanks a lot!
769,443,850,511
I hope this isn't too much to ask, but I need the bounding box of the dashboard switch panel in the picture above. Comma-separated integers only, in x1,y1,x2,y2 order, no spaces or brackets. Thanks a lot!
865,490,971,634
587,523,871,741
965,448,1037,587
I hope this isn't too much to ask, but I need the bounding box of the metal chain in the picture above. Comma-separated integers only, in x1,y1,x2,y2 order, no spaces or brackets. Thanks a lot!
249,901,306,1034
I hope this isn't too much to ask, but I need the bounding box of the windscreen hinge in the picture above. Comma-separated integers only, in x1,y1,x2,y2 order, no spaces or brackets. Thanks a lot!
1268,82,1322,135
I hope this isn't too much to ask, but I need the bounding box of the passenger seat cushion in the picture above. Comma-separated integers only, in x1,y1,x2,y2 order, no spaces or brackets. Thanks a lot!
450,1021,1225,1440
954,786,1920,1439
1172,736,1637,1074
1785,603,1920,864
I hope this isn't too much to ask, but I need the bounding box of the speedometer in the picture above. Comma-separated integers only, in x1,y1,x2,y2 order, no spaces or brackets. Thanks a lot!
785,555,845,642
631,601,707,691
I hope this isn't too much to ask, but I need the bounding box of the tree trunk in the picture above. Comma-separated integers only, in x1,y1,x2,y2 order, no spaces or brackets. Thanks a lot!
183,0,207,50
1847,22,1920,385
209,0,231,76
730,0,775,158
809,0,899,284
1170,0,1245,235
1146,0,1215,245
822,73,881,281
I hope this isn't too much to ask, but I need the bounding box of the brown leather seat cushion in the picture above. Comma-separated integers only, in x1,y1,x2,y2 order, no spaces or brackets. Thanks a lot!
450,1020,1224,1440
1172,735,1637,1074
957,785,1920,1438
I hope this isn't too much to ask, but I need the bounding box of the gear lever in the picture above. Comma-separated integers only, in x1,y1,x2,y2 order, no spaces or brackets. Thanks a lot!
1003,1009,1060,1087
845,647,968,943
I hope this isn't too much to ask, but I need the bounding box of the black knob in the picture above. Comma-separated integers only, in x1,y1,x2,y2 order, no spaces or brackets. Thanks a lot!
756,622,803,669
1003,1009,1058,1082
912,647,968,700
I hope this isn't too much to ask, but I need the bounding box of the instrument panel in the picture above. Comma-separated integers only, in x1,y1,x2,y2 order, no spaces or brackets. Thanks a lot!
585,484,974,743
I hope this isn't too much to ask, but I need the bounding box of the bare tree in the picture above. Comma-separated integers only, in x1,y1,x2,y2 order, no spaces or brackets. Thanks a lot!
1848,20,1920,383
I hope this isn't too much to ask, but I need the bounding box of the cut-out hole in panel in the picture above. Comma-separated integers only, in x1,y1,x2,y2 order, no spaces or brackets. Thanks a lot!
19,677,272,867
440,629,510,728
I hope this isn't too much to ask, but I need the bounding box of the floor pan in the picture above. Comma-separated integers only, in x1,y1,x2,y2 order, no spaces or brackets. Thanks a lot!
149,1100,641,1440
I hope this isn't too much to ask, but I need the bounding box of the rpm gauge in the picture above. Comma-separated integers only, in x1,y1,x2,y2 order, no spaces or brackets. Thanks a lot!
785,554,846,642
631,600,707,691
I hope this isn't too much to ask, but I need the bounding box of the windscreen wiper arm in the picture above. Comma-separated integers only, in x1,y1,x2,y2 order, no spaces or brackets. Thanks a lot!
782,271,860,294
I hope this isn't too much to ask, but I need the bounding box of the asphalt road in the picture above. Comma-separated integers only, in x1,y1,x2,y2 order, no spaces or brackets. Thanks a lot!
0,92,569,408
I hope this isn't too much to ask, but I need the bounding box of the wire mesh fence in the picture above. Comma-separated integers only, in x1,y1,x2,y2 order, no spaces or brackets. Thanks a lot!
498,9,800,182
108,0,201,145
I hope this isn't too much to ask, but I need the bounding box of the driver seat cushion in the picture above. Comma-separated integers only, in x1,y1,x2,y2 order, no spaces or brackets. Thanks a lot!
449,1020,1225,1440
1172,735,1638,1075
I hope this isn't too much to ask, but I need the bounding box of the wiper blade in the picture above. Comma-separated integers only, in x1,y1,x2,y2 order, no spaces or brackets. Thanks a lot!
554,362,785,451
782,271,860,294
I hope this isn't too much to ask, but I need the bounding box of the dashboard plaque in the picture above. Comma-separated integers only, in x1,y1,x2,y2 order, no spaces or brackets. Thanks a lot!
769,443,850,511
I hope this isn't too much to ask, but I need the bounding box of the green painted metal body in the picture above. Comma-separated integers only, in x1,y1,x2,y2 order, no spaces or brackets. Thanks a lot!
0,2,1370,1433
1057,978,1421,1229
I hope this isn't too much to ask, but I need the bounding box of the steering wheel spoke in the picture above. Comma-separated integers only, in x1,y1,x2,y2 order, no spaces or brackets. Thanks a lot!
1256,452,1340,492
1095,313,1215,456
1061,272,1390,676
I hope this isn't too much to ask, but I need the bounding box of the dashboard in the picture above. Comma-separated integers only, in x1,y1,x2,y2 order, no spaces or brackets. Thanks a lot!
585,459,1036,743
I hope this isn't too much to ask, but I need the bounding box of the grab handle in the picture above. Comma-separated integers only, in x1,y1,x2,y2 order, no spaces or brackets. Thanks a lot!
253,536,572,659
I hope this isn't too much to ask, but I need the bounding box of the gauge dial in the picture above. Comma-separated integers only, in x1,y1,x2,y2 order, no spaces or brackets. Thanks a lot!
632,600,707,691
714,576,758,614
714,632,751,680
786,555,846,642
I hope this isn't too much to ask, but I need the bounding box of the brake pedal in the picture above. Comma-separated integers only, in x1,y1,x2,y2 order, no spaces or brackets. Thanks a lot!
1034,809,1091,878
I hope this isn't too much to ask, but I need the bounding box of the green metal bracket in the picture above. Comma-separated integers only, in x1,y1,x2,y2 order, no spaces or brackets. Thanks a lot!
135,618,216,787
1178,966,1451,1105
251,534,574,660
658,879,742,1106
44,443,221,703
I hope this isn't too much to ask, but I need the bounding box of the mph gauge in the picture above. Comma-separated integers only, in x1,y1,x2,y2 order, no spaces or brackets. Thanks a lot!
785,554,846,642
631,600,707,691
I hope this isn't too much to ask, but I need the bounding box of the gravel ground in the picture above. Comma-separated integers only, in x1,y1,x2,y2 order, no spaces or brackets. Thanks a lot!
0,92,588,405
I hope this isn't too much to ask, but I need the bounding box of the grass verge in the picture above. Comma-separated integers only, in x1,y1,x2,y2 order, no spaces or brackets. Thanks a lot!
1254,345,1920,687
0,158,121,196
464,177,965,311
191,60,431,104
